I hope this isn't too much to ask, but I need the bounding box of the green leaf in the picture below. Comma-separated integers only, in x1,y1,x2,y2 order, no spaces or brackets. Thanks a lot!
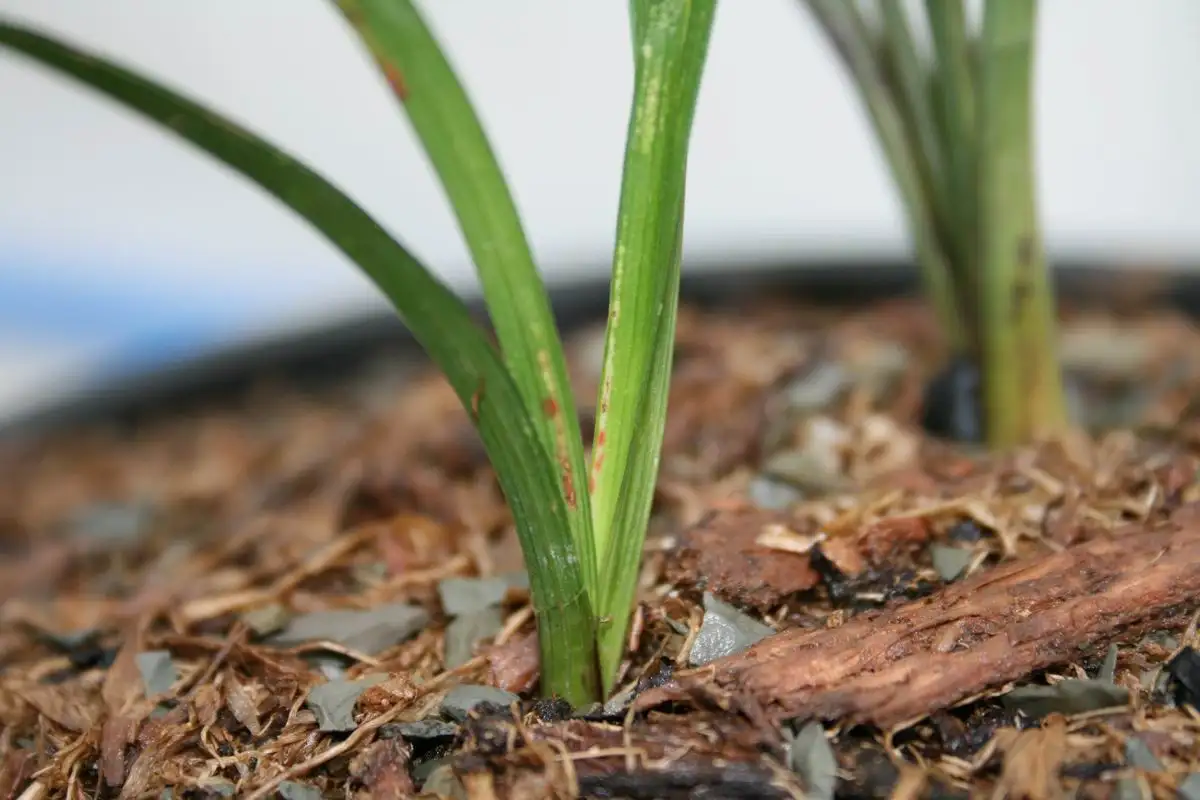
926,0,978,326
591,0,716,691
802,0,964,351
332,0,597,597
876,2,948,253
976,0,1064,445
0,19,600,705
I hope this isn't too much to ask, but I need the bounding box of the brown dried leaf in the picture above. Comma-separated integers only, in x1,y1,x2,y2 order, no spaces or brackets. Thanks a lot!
358,674,420,716
193,681,222,728
14,682,99,732
225,671,264,736
101,713,140,788
488,630,540,694
349,738,414,796
819,536,866,577
666,509,820,611
991,716,1069,800
0,749,35,800
858,516,931,563
103,625,147,715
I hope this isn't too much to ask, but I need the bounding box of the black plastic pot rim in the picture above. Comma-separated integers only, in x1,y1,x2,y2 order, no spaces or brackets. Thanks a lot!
3,258,1199,441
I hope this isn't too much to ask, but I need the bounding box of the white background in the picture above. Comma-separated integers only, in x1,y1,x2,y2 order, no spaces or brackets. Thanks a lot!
1,1,1199,418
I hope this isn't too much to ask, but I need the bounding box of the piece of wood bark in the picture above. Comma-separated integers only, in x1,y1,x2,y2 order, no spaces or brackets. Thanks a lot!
637,506,1200,729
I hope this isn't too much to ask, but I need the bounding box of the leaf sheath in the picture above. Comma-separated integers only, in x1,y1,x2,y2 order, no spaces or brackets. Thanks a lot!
591,0,716,690
976,0,1064,445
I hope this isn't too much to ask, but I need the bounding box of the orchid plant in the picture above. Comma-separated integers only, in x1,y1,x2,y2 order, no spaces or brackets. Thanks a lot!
803,0,1066,446
0,0,717,706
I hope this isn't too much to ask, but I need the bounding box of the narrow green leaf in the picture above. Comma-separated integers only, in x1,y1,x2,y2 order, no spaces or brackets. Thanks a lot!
802,0,964,350
590,0,715,692
976,0,1064,445
926,0,978,328
0,20,600,704
596,207,684,689
332,0,596,596
876,2,948,248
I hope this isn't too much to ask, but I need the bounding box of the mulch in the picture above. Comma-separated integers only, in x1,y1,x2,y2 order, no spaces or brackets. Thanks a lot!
3,290,1200,798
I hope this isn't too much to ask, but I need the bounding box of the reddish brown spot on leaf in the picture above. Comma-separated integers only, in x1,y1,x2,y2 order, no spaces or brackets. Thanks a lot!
562,466,577,509
470,379,485,421
597,430,607,447
543,397,558,417
381,61,409,101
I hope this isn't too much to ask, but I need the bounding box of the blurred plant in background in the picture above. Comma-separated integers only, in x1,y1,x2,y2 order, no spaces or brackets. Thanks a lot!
803,0,1065,447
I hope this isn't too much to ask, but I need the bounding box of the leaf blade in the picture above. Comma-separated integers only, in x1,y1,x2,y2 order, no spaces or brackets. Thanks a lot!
926,0,979,329
333,0,597,596
0,19,600,704
591,0,716,690
802,0,964,351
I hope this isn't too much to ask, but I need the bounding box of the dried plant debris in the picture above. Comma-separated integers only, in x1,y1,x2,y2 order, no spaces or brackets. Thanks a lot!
7,297,1200,796
688,592,773,666
421,764,468,799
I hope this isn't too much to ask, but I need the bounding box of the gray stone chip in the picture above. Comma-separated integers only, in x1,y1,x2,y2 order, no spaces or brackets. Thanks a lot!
1178,773,1200,800
443,607,505,669
1098,643,1120,683
440,685,519,722
787,721,837,800
69,501,154,547
437,573,527,616
1125,735,1163,772
386,719,458,741
930,544,973,582
267,603,429,655
688,593,773,667
278,781,323,800
135,650,178,697
306,674,388,732
1002,679,1129,719
241,603,290,637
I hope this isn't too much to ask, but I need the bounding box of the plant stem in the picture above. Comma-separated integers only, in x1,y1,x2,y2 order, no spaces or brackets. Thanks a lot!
976,0,1065,445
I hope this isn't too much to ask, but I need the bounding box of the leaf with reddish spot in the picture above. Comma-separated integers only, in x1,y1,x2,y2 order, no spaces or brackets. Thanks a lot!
331,0,598,603
0,17,599,707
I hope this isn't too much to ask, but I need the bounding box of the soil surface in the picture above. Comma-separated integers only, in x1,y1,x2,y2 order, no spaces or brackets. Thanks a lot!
4,288,1200,799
